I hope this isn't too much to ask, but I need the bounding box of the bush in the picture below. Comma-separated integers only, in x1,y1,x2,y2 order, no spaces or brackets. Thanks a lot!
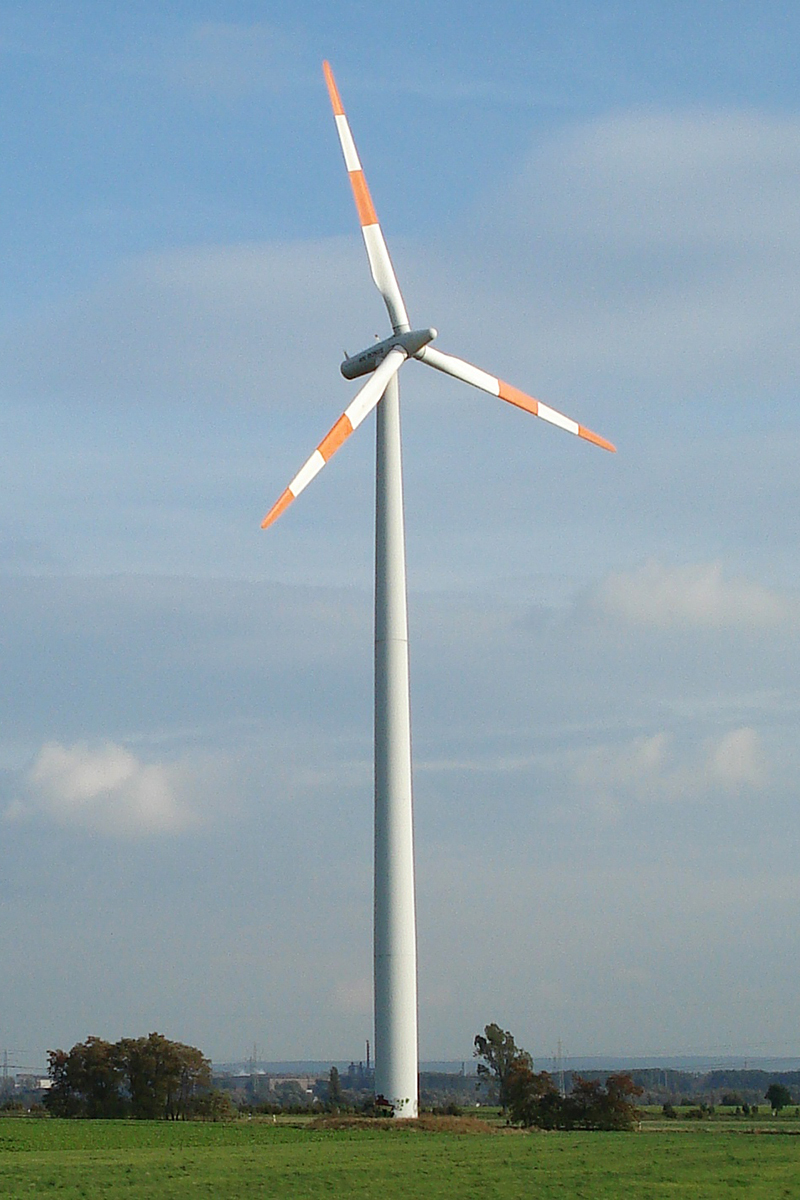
765,1083,793,1114
506,1069,642,1131
0,1100,26,1115
189,1090,237,1121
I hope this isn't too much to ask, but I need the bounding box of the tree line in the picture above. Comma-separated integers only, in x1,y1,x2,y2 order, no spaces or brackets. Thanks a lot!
473,1024,800,1128
475,1023,643,1130
44,1033,220,1120
574,1066,800,1107
42,1025,795,1124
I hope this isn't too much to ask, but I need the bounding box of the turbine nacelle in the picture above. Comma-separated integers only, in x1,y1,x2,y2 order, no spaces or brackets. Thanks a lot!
341,327,438,380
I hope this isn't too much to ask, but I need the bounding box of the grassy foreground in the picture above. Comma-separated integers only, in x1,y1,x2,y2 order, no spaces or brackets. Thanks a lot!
0,1116,798,1198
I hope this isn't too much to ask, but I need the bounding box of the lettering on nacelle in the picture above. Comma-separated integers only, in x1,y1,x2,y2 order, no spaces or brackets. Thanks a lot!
340,327,437,380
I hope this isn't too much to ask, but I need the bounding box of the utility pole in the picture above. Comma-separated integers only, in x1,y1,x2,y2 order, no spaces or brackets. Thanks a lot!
1,1051,20,1096
249,1043,258,1101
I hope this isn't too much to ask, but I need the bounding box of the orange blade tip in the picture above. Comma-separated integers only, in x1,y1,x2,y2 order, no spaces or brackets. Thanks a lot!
579,425,616,453
261,489,293,530
322,61,344,115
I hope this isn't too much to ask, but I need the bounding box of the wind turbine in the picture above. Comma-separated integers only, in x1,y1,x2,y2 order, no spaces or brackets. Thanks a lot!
262,61,615,1119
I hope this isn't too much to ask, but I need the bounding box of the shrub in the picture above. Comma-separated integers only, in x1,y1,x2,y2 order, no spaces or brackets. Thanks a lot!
506,1069,642,1131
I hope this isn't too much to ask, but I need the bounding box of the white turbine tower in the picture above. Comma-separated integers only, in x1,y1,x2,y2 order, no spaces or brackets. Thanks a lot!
262,62,615,1119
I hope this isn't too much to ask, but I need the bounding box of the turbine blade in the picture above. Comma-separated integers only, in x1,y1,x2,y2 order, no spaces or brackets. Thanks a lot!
323,61,410,335
262,346,408,529
416,345,616,452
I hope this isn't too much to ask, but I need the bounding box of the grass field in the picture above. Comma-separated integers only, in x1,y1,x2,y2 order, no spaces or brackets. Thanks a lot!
1,1115,798,1198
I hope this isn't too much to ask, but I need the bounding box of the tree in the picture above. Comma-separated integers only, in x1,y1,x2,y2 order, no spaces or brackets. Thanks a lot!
473,1024,532,1111
44,1033,211,1120
44,1038,125,1119
189,1089,237,1121
573,1072,643,1130
765,1083,792,1114
327,1066,342,1109
45,1049,85,1118
118,1034,211,1119
504,1068,642,1131
505,1062,561,1128
274,1080,311,1109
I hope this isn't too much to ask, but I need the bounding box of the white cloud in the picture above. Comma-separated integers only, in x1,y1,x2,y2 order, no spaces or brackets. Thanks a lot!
8,109,800,420
122,20,304,100
594,560,790,629
570,725,765,814
7,741,197,836
172,22,292,95
708,726,763,790
462,110,800,400
532,110,800,250
0,239,376,409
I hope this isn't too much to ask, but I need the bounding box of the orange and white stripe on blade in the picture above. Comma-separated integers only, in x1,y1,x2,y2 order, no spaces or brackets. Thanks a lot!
262,346,408,530
417,345,615,452
322,61,409,334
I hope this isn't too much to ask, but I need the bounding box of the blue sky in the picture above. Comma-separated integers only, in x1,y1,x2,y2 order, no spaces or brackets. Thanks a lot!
2,1,800,1071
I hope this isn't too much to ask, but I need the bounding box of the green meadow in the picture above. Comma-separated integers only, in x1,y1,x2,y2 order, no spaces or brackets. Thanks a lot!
0,1116,798,1198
